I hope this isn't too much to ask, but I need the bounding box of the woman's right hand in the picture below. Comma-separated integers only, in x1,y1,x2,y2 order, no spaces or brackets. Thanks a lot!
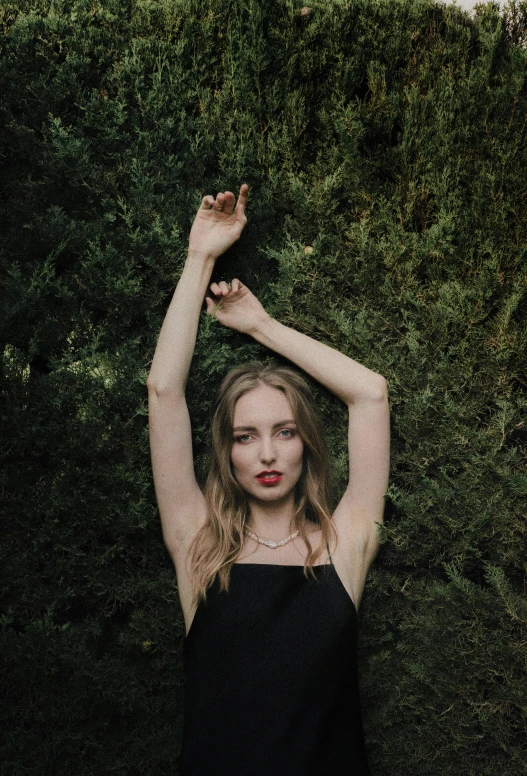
188,184,249,261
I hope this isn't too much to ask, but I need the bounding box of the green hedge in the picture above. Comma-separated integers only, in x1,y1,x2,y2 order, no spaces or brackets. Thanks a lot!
1,1,526,773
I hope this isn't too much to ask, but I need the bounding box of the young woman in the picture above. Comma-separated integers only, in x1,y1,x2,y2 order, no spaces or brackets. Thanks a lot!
147,184,390,775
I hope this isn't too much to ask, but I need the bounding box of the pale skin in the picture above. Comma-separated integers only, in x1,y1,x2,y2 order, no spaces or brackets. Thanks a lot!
147,184,390,635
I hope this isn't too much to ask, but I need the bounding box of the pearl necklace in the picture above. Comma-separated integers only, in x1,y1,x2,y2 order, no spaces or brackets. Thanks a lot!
244,527,299,549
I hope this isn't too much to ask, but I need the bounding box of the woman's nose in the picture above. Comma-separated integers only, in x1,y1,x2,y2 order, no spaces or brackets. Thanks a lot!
259,438,276,464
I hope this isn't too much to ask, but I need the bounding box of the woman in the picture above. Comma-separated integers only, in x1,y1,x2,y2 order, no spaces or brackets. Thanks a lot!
147,184,390,775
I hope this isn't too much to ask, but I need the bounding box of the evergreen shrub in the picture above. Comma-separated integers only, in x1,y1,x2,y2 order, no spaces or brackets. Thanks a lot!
1,1,526,773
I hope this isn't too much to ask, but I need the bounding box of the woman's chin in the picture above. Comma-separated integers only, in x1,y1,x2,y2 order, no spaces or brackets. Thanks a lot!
246,485,293,504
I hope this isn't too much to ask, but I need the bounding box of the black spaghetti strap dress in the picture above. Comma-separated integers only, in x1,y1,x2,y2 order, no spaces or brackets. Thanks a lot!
180,548,371,775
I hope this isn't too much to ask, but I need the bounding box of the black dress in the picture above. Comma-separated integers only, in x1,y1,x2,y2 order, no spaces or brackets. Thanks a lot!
180,550,371,775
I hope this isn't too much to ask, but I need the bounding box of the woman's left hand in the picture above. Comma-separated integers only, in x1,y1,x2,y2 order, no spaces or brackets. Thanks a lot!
205,279,271,336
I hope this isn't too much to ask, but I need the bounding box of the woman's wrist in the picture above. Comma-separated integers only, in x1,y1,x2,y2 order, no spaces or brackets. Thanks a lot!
186,246,217,266
248,312,275,339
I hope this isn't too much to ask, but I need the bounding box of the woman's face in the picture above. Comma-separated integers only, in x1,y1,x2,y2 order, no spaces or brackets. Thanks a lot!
230,384,304,503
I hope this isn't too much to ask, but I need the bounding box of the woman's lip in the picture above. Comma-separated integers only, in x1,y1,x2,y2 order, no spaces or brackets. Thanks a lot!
256,474,283,485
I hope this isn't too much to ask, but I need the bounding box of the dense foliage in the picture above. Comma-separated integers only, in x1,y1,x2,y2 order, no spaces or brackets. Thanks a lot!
1,0,526,773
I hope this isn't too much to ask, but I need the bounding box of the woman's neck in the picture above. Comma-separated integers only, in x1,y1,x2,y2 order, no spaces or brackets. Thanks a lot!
244,492,299,540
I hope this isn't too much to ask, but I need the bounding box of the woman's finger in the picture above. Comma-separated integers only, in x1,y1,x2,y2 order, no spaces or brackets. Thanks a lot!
222,191,235,216
213,193,225,211
236,184,249,216
210,282,220,296
201,195,214,210
218,280,231,294
205,296,222,317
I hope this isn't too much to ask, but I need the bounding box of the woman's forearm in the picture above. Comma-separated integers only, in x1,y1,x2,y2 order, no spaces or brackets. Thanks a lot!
251,316,386,405
147,250,215,396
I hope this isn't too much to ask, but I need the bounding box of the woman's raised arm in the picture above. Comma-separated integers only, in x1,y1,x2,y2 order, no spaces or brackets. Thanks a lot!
206,277,389,606
147,185,249,558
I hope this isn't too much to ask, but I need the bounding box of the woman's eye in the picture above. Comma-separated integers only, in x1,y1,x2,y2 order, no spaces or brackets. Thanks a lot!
234,430,294,443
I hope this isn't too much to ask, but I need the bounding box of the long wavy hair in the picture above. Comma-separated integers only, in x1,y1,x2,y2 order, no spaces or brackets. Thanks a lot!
187,360,338,606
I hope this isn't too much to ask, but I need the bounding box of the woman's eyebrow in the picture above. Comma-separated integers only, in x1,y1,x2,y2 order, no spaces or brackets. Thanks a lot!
233,419,297,432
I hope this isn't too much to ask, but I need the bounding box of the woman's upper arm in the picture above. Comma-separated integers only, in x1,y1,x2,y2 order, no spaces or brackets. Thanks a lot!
147,387,207,556
329,382,390,607
333,382,391,561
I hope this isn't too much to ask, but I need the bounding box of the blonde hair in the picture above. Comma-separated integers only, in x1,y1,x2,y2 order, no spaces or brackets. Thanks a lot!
187,360,338,606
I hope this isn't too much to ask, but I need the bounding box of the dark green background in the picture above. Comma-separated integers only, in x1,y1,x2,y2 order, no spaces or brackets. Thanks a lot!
1,0,526,773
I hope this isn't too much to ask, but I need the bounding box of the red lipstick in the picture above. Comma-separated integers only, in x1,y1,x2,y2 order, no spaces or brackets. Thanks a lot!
256,470,283,486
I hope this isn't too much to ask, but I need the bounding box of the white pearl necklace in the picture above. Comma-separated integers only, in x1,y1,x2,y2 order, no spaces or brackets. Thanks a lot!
244,527,300,549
